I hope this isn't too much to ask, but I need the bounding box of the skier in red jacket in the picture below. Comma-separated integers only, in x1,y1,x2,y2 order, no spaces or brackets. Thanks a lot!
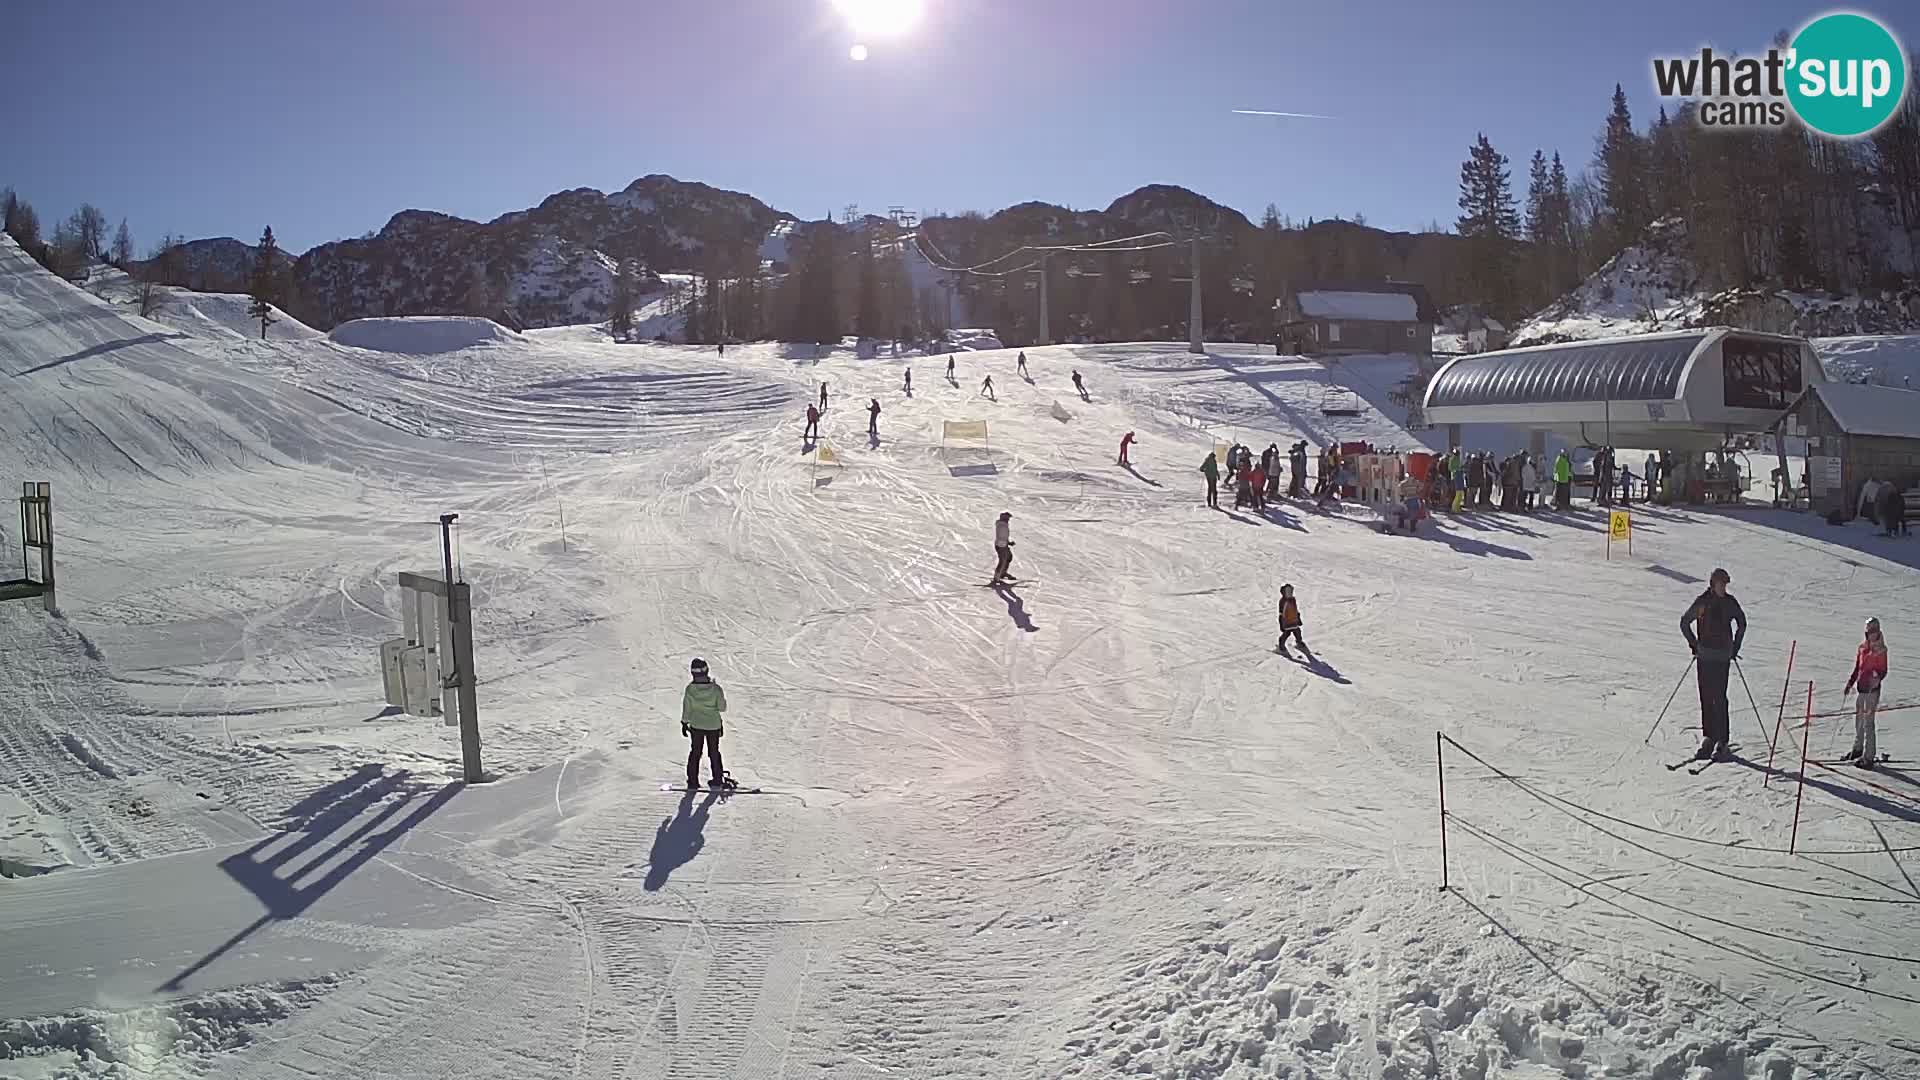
1118,431,1135,465
1844,617,1890,767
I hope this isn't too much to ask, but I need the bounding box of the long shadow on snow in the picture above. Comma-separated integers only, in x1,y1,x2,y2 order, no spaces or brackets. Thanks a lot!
1120,462,1163,488
1414,523,1532,561
1447,511,1544,538
992,582,1039,632
1730,758,1920,827
161,768,460,991
1283,649,1351,684
646,789,721,891
14,332,188,377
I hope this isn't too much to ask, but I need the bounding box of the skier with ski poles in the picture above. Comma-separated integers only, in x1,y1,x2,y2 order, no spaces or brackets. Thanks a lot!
1118,431,1135,466
1200,451,1221,509
868,398,881,439
1843,617,1890,768
980,374,995,400
682,658,733,791
1680,567,1747,761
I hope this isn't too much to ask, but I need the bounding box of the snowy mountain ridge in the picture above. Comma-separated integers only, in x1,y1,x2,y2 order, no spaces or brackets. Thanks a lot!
1514,217,1920,347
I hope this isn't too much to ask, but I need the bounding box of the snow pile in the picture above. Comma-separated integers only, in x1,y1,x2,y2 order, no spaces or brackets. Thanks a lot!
328,316,521,354
0,978,338,1074
943,328,1004,351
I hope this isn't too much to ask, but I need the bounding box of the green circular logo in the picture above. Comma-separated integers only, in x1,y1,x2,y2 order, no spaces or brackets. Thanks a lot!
1786,12,1908,137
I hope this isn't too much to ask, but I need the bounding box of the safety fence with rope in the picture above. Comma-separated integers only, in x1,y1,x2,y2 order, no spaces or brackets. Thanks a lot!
1434,731,1920,1008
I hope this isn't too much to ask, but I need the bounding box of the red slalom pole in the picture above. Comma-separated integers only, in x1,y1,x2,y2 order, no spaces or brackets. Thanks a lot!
1763,639,1797,786
1790,681,1814,854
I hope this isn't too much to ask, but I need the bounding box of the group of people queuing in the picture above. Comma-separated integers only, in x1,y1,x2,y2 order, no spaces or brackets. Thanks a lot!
1858,476,1913,537
1434,447,1567,513
1200,441,1315,511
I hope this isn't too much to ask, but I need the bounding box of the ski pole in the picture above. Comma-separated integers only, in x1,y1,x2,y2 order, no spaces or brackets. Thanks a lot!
1734,658,1770,751
1763,640,1796,785
1645,656,1697,744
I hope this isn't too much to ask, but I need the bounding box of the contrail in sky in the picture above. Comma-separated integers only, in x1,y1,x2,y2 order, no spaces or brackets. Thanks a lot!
1232,108,1337,120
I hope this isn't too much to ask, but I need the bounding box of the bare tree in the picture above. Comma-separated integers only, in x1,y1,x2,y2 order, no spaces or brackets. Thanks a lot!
111,219,134,267
67,203,108,260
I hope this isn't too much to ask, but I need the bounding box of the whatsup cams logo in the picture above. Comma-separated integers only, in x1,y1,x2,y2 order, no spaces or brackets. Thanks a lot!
1651,11,1909,137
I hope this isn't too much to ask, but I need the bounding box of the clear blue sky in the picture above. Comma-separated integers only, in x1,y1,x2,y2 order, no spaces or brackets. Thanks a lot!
6,0,1914,254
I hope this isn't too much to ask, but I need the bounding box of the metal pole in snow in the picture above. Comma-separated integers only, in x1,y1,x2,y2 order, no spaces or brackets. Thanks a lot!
1763,640,1797,784
1436,731,1450,891
1790,681,1813,853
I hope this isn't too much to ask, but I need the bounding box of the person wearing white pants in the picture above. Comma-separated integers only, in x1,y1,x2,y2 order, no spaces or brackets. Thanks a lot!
1844,618,1889,768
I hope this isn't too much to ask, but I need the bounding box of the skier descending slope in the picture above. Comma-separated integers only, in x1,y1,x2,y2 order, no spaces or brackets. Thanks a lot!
991,512,1016,584
1276,584,1308,656
1680,568,1747,761
1843,618,1890,768
682,658,733,790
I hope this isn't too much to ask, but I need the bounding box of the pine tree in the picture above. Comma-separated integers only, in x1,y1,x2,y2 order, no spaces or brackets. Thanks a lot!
1596,84,1649,250
111,219,133,267
1457,134,1521,317
609,258,637,340
247,226,279,338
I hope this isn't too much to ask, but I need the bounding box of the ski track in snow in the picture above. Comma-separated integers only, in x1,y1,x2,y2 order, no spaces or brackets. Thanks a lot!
4,232,1920,1078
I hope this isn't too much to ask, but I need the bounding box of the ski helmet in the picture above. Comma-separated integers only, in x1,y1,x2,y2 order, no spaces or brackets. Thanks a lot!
1710,567,1731,584
690,658,708,676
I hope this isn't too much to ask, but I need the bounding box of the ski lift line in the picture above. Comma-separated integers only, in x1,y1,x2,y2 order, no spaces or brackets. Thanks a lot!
910,229,1181,276
1451,818,1920,1000
1441,733,1920,857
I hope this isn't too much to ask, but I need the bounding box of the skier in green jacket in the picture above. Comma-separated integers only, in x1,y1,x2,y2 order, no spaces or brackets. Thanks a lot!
681,658,731,790
1552,450,1573,510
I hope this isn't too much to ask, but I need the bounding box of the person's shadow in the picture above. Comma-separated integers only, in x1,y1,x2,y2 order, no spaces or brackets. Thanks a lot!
1285,648,1351,684
992,582,1038,632
1120,462,1161,488
869,430,881,450
645,789,720,891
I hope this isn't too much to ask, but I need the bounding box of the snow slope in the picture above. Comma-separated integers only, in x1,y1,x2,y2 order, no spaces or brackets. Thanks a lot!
81,266,321,343
2,230,1919,1079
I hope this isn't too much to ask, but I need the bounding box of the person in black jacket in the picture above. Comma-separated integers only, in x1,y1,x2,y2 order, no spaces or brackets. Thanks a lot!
1680,567,1747,760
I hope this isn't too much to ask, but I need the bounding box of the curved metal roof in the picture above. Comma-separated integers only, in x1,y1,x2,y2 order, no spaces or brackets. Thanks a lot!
1426,332,1709,409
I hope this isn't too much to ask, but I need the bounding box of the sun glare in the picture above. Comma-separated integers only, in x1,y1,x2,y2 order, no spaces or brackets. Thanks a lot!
850,43,869,61
833,0,921,38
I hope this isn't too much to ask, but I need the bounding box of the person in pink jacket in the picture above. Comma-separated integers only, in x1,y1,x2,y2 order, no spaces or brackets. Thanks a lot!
1844,617,1890,768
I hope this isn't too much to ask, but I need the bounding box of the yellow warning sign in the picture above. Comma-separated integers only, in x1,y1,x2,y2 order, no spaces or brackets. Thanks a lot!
1609,510,1630,541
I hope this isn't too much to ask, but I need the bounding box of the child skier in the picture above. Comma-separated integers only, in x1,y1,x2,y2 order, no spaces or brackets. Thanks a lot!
1276,584,1307,656
1843,617,1890,768
682,658,732,790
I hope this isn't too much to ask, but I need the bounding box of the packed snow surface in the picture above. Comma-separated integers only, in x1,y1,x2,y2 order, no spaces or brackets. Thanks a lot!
2,232,1918,1079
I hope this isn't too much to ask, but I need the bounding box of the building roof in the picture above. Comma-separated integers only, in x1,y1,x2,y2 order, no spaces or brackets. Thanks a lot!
1290,280,1437,322
1811,382,1920,438
1295,290,1419,322
1426,331,1708,409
